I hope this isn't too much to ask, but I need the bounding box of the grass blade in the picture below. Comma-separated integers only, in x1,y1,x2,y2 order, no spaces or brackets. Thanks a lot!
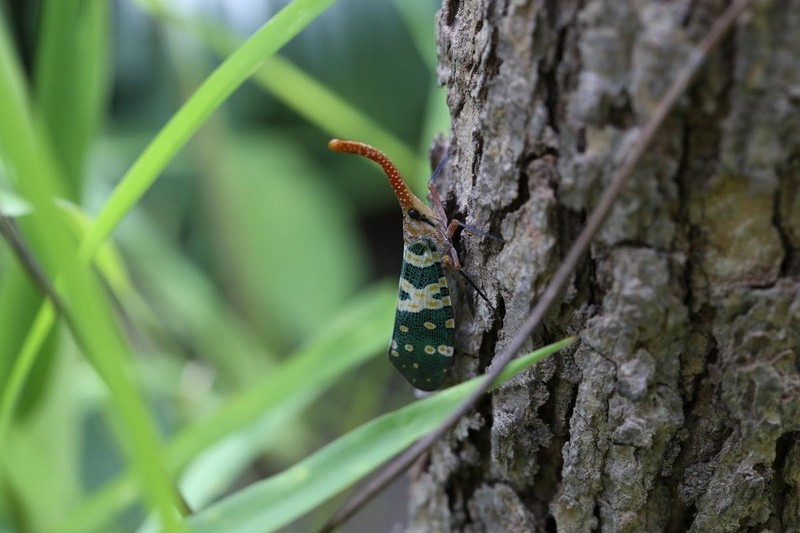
77,0,337,262
34,0,109,199
0,15,183,532
186,337,576,533
58,284,396,533
136,0,419,175
0,0,340,462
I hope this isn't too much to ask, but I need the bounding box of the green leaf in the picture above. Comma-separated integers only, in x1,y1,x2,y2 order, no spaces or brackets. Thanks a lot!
34,0,110,199
119,209,275,385
77,0,338,263
186,337,576,533
57,200,132,297
0,12,183,532
210,134,367,342
0,0,341,475
135,0,420,177
59,284,397,533
0,188,31,217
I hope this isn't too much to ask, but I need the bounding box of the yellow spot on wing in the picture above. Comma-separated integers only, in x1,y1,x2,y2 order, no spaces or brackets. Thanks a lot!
423,321,436,330
424,345,436,354
446,318,455,328
438,345,454,357
399,325,409,332
404,344,414,351
397,279,447,312
413,363,419,369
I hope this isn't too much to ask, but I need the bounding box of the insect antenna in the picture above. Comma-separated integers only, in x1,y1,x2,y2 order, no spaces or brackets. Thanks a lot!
450,219,504,243
427,151,499,308
428,152,450,185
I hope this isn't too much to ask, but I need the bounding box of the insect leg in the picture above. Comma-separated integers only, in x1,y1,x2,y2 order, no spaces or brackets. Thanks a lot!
447,219,504,242
459,269,495,312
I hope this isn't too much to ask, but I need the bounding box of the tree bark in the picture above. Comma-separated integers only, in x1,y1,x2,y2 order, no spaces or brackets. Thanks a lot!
410,1,800,531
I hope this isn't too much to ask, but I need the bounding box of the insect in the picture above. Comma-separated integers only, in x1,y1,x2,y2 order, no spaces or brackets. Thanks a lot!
329,139,492,391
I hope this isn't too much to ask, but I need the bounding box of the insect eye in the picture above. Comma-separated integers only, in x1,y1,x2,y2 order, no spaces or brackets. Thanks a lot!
408,209,421,220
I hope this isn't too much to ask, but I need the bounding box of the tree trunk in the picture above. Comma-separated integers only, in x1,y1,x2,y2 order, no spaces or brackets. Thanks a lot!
409,1,800,531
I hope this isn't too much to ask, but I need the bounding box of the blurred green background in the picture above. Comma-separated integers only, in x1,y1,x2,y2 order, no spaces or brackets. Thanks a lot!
0,0,448,531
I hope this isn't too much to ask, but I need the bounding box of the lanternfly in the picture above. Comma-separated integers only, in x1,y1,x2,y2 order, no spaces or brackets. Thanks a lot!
329,139,493,391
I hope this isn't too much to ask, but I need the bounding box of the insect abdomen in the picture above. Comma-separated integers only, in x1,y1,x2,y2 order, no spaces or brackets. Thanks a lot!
388,241,455,391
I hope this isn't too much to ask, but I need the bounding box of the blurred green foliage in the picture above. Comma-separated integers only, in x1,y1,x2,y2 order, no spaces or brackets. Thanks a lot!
0,0,574,531
0,0,450,531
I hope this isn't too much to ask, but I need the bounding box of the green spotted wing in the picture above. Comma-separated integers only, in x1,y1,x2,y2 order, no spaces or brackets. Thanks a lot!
388,240,455,391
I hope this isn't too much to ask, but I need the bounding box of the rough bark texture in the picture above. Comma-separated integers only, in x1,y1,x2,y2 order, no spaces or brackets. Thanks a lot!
408,1,800,531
